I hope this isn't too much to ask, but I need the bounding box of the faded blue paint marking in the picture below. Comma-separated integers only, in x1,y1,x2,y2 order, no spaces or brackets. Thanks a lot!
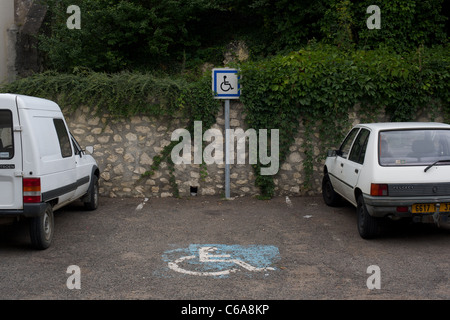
161,244,280,278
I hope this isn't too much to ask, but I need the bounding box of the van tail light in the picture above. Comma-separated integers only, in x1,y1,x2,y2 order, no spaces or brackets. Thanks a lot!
23,178,42,203
370,183,388,196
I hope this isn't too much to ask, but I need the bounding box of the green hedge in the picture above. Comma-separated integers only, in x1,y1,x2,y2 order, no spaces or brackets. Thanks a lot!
1,70,188,117
239,44,449,196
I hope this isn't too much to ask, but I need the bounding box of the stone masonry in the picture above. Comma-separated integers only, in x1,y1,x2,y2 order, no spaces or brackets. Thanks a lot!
68,102,264,199
67,103,443,199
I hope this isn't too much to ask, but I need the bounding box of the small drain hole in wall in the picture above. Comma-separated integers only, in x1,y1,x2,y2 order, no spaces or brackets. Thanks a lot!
190,186,198,196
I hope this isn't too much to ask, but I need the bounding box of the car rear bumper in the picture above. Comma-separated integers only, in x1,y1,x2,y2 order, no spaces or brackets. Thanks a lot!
363,194,450,219
0,203,48,218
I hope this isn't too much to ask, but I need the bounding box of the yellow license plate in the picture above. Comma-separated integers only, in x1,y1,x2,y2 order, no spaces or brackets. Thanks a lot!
439,203,450,212
412,203,450,213
412,203,436,213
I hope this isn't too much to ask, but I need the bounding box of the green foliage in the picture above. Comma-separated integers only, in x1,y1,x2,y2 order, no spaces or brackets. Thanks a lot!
240,44,450,197
39,0,218,72
38,0,448,71
321,0,356,50
320,0,448,52
1,70,186,117
9,0,450,198
241,0,329,55
352,0,448,52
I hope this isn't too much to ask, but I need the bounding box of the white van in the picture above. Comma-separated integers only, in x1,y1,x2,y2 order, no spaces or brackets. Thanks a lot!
0,94,99,249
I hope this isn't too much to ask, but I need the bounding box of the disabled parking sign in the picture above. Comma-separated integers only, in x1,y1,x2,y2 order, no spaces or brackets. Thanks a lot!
212,68,240,99
162,244,280,278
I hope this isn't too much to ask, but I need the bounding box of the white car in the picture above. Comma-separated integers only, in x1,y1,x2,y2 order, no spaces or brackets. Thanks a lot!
322,122,450,239
0,94,99,249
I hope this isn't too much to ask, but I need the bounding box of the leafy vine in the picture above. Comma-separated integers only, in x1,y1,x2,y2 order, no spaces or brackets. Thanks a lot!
239,43,449,197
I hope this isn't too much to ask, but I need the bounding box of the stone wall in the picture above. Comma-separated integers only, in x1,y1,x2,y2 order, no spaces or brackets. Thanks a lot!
67,101,318,199
67,103,442,199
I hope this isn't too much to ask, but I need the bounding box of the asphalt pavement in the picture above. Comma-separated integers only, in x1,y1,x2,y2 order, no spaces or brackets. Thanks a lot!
0,195,449,301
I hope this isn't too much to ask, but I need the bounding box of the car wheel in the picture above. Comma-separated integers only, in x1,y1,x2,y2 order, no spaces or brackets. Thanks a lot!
84,175,99,211
322,174,342,207
30,204,54,250
357,195,381,239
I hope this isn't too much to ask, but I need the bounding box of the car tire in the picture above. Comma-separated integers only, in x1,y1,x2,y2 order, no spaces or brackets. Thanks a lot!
84,175,99,211
357,195,381,239
30,203,54,250
322,174,342,207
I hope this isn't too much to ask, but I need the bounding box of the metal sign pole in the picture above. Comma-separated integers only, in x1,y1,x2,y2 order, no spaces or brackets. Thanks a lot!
224,99,230,199
212,68,239,200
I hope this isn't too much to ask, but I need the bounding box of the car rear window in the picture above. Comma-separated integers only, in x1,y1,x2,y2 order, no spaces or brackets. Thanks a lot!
0,110,14,160
379,129,450,166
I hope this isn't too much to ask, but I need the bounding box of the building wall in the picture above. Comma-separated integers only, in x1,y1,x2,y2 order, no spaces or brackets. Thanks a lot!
0,0,15,83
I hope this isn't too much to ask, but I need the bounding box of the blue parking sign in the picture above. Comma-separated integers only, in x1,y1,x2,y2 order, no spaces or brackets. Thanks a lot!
212,68,240,99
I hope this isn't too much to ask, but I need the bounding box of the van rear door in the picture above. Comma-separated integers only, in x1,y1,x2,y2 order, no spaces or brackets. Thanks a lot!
0,96,23,210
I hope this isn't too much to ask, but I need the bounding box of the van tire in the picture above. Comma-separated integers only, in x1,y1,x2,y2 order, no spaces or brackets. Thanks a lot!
30,204,54,250
357,195,381,239
84,175,99,211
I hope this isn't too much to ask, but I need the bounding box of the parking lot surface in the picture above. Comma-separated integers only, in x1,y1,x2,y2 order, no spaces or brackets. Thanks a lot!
0,195,449,300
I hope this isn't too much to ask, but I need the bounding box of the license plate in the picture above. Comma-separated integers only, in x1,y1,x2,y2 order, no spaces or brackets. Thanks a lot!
412,203,450,213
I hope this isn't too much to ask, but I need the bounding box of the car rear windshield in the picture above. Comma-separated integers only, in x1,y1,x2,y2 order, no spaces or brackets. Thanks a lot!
0,110,14,160
379,129,450,166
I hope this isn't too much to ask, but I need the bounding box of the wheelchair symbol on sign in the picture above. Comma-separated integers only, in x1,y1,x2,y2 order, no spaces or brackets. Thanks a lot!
168,246,275,277
220,76,234,92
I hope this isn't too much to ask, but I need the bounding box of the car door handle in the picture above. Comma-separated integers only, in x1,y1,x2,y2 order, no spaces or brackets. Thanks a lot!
355,169,359,173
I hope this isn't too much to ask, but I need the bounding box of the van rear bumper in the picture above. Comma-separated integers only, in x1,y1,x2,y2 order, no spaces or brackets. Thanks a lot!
0,203,47,218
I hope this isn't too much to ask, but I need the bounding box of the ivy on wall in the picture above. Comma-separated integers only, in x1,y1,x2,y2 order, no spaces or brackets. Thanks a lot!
140,74,221,196
239,43,449,197
2,44,449,198
0,70,221,197
0,70,187,117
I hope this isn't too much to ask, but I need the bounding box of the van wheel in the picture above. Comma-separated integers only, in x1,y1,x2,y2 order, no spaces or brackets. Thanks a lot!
84,175,99,211
357,195,381,239
322,174,342,207
30,204,54,250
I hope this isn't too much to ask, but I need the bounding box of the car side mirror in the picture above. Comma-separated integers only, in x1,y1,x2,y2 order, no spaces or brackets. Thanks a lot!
328,149,343,157
85,146,94,154
327,149,337,157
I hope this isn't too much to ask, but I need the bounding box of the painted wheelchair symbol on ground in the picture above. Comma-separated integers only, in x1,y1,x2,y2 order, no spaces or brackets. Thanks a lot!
163,244,280,277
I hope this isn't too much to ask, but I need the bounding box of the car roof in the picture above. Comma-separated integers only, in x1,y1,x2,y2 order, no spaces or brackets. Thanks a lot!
355,122,450,131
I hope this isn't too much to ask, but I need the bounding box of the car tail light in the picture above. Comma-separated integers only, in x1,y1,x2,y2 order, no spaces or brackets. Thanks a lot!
370,183,388,196
396,206,408,212
23,178,42,203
